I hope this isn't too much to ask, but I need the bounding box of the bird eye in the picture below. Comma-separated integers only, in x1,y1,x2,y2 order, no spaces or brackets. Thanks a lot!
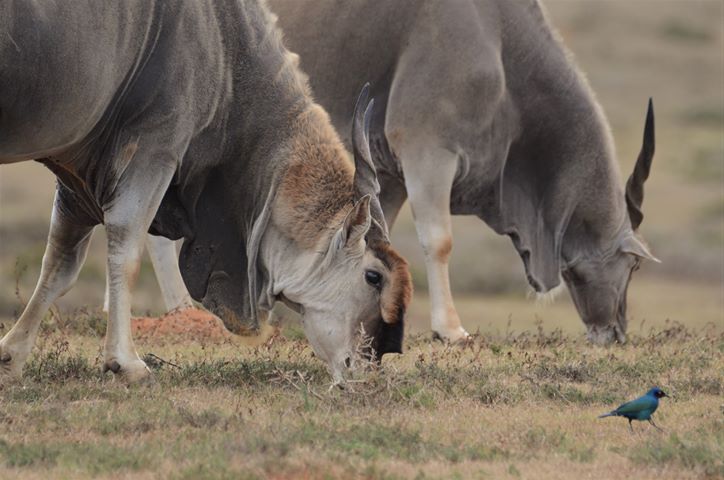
365,270,382,288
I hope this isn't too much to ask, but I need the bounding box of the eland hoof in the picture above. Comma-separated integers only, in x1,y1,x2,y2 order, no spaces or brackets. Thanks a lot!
103,358,154,385
432,326,470,344
0,344,26,384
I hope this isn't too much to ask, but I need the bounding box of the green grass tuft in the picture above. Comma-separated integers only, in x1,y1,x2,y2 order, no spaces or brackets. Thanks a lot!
625,425,724,477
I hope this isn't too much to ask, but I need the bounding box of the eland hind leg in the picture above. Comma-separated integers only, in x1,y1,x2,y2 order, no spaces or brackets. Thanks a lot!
145,235,193,311
104,235,193,313
0,191,94,382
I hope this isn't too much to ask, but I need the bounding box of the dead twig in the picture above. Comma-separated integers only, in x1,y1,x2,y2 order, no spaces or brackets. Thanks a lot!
268,367,325,401
143,352,181,369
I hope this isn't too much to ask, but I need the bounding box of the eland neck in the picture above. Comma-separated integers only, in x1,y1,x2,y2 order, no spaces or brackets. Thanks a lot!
500,0,630,260
260,104,357,308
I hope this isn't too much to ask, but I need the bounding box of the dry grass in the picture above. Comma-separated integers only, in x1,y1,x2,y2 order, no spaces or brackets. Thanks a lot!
0,322,721,479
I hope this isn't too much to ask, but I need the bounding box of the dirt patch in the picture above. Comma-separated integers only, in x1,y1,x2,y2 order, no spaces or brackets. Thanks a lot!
132,307,232,342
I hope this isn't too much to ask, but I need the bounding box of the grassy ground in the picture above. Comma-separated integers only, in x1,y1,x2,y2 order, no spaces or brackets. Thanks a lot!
404,279,723,337
0,322,721,479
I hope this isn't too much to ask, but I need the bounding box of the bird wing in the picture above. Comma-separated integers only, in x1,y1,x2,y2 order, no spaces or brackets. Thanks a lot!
614,395,657,415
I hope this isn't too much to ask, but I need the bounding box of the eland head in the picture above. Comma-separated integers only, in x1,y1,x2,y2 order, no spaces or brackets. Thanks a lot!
266,84,412,382
562,100,659,344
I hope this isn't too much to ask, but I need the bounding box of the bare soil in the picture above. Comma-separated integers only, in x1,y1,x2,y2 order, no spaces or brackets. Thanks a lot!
131,307,232,342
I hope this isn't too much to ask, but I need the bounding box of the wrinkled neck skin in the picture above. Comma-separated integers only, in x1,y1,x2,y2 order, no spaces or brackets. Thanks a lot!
259,223,342,311
499,96,628,294
492,1,630,296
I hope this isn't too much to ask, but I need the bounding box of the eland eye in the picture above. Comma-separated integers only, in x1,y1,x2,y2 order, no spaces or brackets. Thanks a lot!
364,270,382,288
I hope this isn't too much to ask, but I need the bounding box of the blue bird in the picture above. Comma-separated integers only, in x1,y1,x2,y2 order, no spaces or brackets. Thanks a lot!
599,387,668,432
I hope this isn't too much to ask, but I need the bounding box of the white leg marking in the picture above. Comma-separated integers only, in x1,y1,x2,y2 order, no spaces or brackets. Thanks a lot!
400,142,469,342
103,265,110,313
145,235,193,312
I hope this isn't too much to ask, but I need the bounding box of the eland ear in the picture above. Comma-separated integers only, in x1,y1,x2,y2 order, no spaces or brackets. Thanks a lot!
620,234,661,263
340,195,372,249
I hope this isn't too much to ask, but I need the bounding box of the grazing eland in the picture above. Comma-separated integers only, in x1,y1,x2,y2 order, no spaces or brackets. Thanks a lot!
120,0,659,345
267,0,660,344
0,0,411,384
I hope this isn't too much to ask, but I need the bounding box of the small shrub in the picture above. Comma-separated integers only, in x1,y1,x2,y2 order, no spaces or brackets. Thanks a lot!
660,20,713,43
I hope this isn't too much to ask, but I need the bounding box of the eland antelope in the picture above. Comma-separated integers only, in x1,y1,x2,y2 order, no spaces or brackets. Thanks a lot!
0,0,412,384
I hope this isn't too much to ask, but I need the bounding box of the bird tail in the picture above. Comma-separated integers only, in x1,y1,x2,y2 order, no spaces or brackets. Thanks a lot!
598,412,615,418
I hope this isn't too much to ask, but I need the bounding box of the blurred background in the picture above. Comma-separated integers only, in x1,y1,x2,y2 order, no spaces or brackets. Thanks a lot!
0,0,721,336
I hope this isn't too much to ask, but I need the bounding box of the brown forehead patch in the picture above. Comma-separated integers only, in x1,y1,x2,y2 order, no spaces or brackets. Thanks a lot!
370,240,413,324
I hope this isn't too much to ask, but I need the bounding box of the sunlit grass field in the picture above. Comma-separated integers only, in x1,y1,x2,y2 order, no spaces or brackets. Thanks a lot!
0,321,721,479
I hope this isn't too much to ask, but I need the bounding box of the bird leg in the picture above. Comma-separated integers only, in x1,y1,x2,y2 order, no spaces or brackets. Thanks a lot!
628,418,634,434
648,418,664,432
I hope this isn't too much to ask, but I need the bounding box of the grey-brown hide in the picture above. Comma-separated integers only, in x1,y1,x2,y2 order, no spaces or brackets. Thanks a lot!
0,0,410,384
269,0,658,343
